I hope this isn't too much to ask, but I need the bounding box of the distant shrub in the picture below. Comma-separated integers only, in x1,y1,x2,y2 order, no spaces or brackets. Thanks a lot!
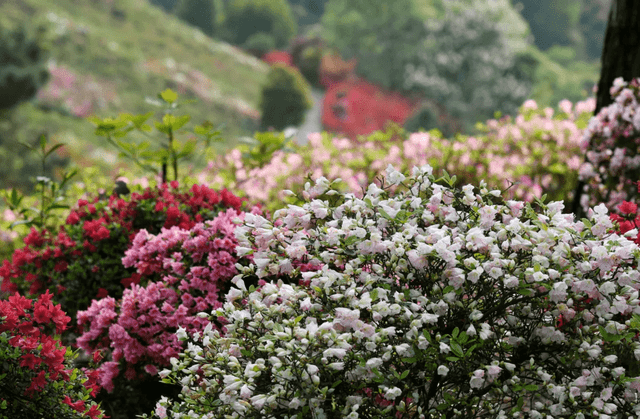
291,36,324,86
0,23,50,111
259,63,312,131
222,0,297,49
173,0,224,37
243,32,276,58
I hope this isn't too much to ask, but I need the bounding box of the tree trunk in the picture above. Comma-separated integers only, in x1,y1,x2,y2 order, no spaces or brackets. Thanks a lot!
571,0,640,216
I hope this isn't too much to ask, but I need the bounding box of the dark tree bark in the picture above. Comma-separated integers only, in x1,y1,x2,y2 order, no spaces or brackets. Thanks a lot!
571,0,640,216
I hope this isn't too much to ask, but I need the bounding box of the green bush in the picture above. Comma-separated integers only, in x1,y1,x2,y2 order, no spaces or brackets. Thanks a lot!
243,32,276,58
222,0,297,49
259,63,312,131
291,36,324,86
173,0,224,37
0,23,50,112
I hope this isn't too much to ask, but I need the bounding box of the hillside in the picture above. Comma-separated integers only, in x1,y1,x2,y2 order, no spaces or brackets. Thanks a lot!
0,0,269,188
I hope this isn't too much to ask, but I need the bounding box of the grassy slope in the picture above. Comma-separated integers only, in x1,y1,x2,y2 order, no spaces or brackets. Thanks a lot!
0,0,268,184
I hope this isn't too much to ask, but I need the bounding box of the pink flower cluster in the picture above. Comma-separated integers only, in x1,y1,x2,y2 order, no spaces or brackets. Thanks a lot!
202,98,594,211
580,77,640,211
76,208,257,392
36,62,119,118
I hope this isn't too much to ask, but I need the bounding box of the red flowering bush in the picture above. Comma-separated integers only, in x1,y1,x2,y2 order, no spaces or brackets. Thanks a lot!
74,207,259,418
322,77,419,139
0,182,245,323
0,291,104,419
262,50,294,67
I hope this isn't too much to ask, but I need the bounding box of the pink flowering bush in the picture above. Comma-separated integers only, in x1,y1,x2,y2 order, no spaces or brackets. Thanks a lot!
579,77,640,212
0,291,104,419
149,166,640,418
204,98,594,212
75,207,259,418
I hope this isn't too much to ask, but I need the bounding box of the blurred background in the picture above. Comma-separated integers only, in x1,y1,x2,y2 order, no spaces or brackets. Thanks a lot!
0,0,611,193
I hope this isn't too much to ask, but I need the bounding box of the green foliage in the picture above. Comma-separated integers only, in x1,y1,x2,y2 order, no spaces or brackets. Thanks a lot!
2,134,76,232
149,0,178,13
404,0,533,132
403,101,457,138
259,64,312,131
321,0,426,91
237,129,297,169
243,32,277,57
173,0,224,37
222,0,297,49
288,0,329,27
88,89,223,183
516,0,584,52
521,44,599,107
0,22,50,111
291,36,324,86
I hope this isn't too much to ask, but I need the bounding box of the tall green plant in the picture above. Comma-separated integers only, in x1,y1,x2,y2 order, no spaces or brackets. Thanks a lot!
88,89,223,184
2,134,77,232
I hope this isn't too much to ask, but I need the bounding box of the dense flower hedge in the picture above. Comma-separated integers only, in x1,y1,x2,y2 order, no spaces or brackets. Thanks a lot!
147,166,640,418
203,98,594,213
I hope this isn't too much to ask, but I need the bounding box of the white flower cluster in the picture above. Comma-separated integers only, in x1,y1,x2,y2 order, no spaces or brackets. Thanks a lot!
147,165,640,419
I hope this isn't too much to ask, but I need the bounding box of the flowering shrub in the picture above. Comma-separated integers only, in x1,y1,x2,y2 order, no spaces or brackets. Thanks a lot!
322,77,420,139
0,291,104,419
579,77,640,212
204,98,594,212
75,208,253,392
150,166,640,418
0,182,244,321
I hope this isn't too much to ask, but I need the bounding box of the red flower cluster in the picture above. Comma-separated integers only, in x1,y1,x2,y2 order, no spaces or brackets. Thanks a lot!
0,292,104,418
322,78,419,139
262,50,294,67
610,184,640,245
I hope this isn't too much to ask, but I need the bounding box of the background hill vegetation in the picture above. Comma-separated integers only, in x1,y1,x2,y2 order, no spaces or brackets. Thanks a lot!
0,0,610,193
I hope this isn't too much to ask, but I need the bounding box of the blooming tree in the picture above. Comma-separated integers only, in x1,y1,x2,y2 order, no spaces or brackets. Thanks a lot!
148,166,640,418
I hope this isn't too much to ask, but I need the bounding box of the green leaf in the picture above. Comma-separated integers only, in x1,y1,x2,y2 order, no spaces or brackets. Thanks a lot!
524,384,539,391
344,236,359,246
401,357,417,364
160,89,178,104
400,370,409,380
452,327,459,339
450,341,464,358
445,356,459,362
378,208,392,220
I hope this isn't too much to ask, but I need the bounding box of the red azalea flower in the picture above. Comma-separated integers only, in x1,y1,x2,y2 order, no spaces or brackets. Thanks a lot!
54,260,69,273
85,404,102,419
66,211,80,225
23,228,45,247
96,288,108,299
618,201,638,216
26,370,47,394
63,395,86,412
33,303,52,323
19,353,42,369
170,180,179,189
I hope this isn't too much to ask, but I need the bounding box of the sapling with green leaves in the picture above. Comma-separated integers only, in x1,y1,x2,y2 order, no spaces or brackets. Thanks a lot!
88,89,223,184
2,134,77,232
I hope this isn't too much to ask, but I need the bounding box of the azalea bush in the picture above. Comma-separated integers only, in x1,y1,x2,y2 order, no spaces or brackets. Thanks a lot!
0,291,104,419
75,207,256,391
0,181,244,322
579,77,640,212
74,205,261,419
148,166,640,418
204,97,594,212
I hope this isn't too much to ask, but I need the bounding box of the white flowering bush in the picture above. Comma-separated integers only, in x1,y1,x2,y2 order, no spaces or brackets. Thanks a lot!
147,165,640,418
